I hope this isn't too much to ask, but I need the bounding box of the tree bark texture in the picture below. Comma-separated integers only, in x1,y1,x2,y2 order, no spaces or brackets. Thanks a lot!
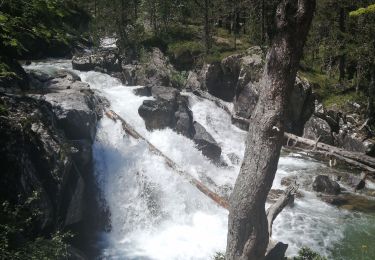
226,1,316,259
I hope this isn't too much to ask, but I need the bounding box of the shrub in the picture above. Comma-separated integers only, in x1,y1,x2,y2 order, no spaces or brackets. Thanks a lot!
0,191,72,259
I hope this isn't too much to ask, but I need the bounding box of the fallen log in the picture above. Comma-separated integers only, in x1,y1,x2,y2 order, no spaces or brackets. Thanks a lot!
105,110,230,209
284,145,375,174
284,132,375,171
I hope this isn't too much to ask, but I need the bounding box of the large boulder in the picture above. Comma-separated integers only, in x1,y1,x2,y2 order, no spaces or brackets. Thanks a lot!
40,71,99,142
72,47,121,72
138,86,195,138
199,46,264,102
195,47,314,134
285,77,315,135
138,86,179,130
312,175,341,195
175,96,195,138
122,48,181,88
192,122,222,162
303,115,334,145
0,68,104,255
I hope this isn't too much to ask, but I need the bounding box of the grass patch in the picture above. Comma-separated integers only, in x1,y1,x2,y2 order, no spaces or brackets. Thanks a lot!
168,41,203,58
323,92,365,109
299,69,367,110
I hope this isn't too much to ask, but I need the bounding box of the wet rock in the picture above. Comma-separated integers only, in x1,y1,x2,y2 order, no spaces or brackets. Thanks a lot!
72,47,121,72
313,175,341,195
175,96,195,138
265,242,288,260
138,99,177,130
138,86,179,131
133,86,152,97
319,193,375,212
138,86,195,137
228,153,241,165
193,122,222,162
303,115,334,145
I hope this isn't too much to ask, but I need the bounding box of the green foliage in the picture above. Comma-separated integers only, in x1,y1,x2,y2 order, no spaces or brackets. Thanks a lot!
0,0,89,58
350,4,375,17
170,70,188,89
0,191,72,259
292,247,327,260
0,101,8,115
0,62,17,79
168,41,203,58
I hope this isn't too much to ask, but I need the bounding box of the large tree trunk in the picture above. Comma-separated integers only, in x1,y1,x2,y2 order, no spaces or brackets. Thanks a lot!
226,1,316,259
368,66,375,124
338,7,346,82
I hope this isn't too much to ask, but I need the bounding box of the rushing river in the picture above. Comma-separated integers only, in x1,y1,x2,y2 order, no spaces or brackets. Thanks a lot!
26,60,375,260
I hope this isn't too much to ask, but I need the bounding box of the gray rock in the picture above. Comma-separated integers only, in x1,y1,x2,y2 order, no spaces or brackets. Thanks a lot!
138,99,177,130
285,77,315,135
196,47,313,134
199,47,264,102
233,82,259,119
313,175,341,195
185,71,201,91
42,72,98,142
122,48,180,88
72,47,121,72
228,153,241,165
193,122,222,162
175,96,194,138
265,242,288,260
138,86,195,137
303,115,333,145
133,86,152,97
138,86,179,130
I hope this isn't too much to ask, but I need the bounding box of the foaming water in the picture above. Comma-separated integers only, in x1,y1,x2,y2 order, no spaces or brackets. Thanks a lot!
26,60,375,259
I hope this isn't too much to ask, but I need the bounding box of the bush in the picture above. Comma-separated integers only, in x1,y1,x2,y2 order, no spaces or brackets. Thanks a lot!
0,191,72,259
292,247,327,260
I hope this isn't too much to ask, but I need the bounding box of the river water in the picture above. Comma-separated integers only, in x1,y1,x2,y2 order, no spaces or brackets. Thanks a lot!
26,60,375,260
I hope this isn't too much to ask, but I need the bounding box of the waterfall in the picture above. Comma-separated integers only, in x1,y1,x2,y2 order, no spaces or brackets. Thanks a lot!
26,60,375,260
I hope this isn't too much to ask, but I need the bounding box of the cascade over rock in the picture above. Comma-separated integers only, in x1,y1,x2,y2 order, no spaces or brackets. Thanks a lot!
138,85,222,161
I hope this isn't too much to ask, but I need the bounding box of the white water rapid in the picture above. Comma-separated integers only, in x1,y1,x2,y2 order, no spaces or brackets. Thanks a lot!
26,60,375,260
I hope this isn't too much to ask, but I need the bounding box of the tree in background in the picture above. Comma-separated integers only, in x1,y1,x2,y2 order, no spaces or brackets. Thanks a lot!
349,4,375,124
